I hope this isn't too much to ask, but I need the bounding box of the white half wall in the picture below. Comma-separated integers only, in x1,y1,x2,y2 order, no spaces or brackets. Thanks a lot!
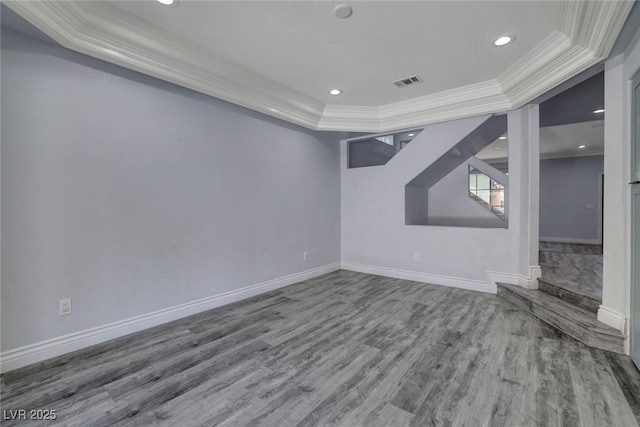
0,30,342,364
340,107,540,291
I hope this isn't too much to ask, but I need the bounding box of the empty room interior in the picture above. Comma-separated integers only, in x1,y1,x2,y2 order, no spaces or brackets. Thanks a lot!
3,1,640,426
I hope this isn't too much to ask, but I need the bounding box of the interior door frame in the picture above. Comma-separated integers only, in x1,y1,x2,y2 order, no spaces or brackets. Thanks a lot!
630,71,640,367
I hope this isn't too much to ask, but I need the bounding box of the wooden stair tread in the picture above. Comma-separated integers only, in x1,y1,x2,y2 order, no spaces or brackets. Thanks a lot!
497,283,624,354
538,275,601,303
537,276,601,314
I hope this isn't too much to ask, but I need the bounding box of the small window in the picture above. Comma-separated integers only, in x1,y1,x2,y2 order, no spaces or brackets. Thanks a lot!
469,166,505,218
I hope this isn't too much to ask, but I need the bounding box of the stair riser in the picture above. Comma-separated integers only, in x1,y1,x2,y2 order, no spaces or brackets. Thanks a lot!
538,280,600,314
497,287,624,354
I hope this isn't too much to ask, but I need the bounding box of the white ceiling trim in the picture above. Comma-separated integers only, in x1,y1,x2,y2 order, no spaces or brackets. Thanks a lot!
4,1,634,133
319,80,510,132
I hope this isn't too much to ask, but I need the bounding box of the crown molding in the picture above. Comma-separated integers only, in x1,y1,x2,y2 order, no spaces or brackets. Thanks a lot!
499,33,597,108
319,81,510,133
4,0,634,133
3,0,325,130
574,0,635,58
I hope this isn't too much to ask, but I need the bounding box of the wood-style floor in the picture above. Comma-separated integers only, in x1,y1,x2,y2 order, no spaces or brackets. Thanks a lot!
2,270,640,426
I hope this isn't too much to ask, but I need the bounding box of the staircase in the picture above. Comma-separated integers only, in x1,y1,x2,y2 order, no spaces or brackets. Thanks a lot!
497,242,625,354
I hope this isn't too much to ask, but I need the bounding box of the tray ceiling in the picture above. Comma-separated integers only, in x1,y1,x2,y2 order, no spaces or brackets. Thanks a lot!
4,1,634,132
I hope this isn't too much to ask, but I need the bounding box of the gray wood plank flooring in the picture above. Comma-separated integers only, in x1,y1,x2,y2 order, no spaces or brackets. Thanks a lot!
2,270,640,426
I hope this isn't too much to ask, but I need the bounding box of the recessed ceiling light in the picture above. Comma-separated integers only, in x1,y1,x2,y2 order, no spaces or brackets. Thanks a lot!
329,89,342,96
408,133,415,137
157,0,175,5
505,172,509,176
593,109,605,114
493,35,514,47
333,4,353,19
495,147,502,150
578,144,587,149
498,136,507,140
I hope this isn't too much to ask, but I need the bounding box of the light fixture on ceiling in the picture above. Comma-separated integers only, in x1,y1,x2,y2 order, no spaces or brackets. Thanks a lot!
505,172,509,176
498,136,507,140
408,133,415,137
495,147,502,150
334,4,353,19
578,144,587,149
329,89,342,96
157,0,175,5
593,108,605,114
493,35,514,47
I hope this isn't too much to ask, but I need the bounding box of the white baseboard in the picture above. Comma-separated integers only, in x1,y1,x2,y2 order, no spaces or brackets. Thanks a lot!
341,262,495,294
0,262,341,373
486,265,541,290
597,305,628,338
540,236,601,245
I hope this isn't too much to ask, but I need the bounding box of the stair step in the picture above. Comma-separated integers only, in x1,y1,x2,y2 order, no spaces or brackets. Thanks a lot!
538,248,603,303
497,283,624,354
539,241,603,255
537,277,601,314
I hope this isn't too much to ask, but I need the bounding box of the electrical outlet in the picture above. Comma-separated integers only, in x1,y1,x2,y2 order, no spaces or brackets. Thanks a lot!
59,298,72,316
413,253,420,261
303,251,309,261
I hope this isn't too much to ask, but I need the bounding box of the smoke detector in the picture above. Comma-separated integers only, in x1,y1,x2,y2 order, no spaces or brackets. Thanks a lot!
334,4,353,19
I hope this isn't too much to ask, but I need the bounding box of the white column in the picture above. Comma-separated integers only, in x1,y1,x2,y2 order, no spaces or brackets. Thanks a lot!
508,105,541,288
527,105,541,270
600,55,630,335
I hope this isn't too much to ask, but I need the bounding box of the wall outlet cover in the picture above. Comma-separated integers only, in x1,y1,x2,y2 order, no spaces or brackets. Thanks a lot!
59,298,72,316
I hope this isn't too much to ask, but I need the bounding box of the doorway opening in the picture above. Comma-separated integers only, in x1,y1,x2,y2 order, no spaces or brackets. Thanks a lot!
537,71,605,310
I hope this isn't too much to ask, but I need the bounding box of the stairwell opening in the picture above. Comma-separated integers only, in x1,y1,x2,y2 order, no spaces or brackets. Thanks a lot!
404,114,509,228
347,129,423,169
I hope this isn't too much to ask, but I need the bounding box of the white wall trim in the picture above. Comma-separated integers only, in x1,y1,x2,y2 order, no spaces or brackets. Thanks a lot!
0,262,340,373
341,262,496,294
540,236,601,245
4,0,633,133
486,265,542,290
597,305,628,336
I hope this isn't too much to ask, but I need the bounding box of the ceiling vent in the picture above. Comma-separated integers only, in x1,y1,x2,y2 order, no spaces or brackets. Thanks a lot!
393,75,423,88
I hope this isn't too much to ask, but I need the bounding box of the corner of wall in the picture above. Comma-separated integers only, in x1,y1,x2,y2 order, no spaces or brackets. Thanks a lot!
598,305,627,337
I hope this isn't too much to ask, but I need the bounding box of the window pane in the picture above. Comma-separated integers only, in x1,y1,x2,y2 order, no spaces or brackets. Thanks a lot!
477,174,490,190
476,189,491,204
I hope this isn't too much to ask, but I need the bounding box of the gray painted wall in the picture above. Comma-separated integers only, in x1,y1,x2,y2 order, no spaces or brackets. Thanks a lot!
539,155,604,243
1,30,341,351
341,108,539,287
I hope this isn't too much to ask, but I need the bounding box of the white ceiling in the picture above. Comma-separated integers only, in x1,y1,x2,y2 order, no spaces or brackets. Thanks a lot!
4,1,633,132
111,1,557,106
477,120,605,161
